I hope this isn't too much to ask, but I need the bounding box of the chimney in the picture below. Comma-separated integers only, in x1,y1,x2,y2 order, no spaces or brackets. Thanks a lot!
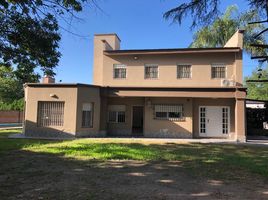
224,29,244,49
42,75,55,84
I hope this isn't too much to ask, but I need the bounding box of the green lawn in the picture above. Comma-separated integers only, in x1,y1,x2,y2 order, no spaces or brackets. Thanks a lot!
1,129,268,179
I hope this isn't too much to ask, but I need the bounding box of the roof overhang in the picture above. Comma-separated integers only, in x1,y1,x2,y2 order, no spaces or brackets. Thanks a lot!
104,47,241,56
101,87,247,99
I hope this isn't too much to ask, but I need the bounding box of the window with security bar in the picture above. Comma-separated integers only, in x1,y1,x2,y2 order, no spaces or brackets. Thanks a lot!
82,103,94,128
108,105,126,123
113,64,126,79
211,64,226,78
145,65,158,79
177,65,192,79
154,104,184,121
37,101,64,127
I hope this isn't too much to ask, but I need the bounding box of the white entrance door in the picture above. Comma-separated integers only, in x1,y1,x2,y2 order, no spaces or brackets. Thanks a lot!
199,106,230,137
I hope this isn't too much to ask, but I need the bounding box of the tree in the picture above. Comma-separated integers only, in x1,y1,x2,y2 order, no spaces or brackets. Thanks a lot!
0,0,95,76
0,64,39,102
0,66,21,102
245,65,268,100
190,5,266,55
164,0,268,28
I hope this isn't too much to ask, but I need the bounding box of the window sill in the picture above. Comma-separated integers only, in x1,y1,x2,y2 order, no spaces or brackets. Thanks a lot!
154,118,186,122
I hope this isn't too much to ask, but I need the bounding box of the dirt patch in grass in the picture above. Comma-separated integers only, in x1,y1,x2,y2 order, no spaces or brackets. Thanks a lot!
1,150,268,200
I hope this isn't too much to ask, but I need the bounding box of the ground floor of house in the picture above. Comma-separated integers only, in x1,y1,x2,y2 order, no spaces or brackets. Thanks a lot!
23,84,247,141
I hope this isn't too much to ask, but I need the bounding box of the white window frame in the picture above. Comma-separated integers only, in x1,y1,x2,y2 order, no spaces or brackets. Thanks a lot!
154,104,184,121
144,64,159,79
177,64,192,79
113,64,127,79
108,105,126,123
211,63,227,79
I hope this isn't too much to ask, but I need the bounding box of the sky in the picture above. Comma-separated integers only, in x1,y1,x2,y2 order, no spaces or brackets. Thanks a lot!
53,0,259,84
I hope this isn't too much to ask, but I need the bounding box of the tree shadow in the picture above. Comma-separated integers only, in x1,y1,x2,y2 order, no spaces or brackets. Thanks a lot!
0,140,268,199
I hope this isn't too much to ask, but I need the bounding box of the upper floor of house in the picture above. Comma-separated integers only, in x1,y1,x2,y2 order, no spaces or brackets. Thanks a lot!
93,30,244,88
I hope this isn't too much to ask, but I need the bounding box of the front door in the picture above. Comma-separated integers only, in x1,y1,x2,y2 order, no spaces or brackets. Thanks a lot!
132,106,144,135
199,106,230,137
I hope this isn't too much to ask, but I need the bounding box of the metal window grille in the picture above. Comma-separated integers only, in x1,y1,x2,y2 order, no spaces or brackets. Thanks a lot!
108,105,126,123
145,65,158,79
222,107,229,134
113,64,126,79
82,103,94,128
177,65,191,78
200,107,206,133
37,101,64,127
211,64,226,78
154,104,184,121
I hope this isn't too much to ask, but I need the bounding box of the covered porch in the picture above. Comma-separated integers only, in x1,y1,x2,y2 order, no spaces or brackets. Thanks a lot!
100,87,246,140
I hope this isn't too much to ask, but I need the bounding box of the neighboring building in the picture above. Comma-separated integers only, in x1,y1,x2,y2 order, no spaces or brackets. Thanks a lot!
246,99,267,109
23,30,246,141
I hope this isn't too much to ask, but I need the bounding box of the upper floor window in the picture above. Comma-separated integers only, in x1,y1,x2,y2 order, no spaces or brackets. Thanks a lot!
177,65,191,79
82,103,94,128
145,64,158,79
113,64,126,79
211,64,226,79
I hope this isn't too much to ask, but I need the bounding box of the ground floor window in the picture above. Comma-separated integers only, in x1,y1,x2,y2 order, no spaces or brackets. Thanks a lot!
154,104,184,121
108,105,126,123
37,101,64,127
82,103,94,128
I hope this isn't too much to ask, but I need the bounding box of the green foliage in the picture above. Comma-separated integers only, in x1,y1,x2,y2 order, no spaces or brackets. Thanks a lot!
190,5,266,55
0,99,24,111
245,65,268,100
0,65,39,102
0,0,92,76
164,0,268,28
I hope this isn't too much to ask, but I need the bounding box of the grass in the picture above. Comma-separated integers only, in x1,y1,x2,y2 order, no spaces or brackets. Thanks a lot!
1,129,268,179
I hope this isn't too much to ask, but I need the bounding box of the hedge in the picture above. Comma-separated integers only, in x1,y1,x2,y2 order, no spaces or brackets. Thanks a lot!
0,99,24,111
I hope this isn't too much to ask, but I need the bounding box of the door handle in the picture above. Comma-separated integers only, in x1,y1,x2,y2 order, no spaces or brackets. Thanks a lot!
207,119,209,123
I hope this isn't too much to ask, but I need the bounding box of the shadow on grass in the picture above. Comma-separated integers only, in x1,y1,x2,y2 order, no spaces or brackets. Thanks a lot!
0,147,268,200
1,130,268,199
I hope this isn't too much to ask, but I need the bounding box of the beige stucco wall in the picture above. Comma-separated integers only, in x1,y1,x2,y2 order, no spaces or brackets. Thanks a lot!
75,86,103,137
24,86,78,138
105,97,193,138
106,97,144,136
24,85,103,138
192,98,236,139
100,52,241,87
144,97,193,138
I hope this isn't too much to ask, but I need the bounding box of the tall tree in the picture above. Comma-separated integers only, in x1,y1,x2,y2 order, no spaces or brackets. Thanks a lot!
164,0,268,28
190,6,266,55
0,0,95,76
245,65,268,100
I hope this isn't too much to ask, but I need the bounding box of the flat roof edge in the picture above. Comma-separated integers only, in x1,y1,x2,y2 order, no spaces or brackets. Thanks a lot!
104,47,241,55
25,83,101,88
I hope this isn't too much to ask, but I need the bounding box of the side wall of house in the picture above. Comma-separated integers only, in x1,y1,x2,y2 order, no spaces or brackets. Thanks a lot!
24,86,78,138
75,87,103,137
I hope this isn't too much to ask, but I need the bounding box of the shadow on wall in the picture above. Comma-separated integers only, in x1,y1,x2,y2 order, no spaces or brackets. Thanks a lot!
24,120,76,139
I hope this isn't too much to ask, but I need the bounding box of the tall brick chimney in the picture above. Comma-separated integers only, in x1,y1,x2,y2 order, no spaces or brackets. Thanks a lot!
42,75,55,84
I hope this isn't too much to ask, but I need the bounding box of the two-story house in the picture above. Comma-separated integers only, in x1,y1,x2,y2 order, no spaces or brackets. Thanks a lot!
23,30,246,141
